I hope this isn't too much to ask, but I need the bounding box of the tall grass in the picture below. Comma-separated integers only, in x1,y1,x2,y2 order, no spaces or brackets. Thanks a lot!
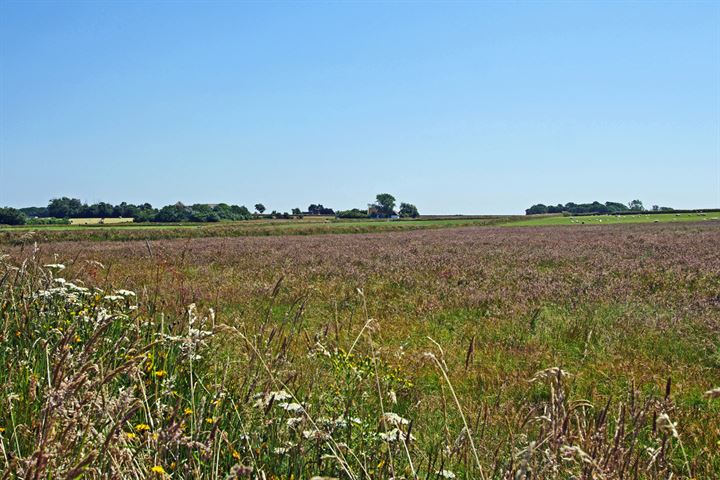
1,248,709,478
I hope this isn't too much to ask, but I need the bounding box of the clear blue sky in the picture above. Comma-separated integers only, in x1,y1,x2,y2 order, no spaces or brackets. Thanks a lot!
1,1,718,214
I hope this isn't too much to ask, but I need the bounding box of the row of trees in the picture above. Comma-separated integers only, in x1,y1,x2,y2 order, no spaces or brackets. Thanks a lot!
254,203,334,216
1,195,421,225
0,198,255,225
525,199,673,215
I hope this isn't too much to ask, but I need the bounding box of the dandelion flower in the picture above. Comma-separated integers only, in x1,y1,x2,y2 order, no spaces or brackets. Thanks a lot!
184,407,193,415
125,432,137,440
154,370,167,378
135,423,151,432
151,465,166,475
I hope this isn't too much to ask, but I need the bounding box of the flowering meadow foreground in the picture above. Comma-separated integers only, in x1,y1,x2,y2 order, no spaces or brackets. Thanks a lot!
1,222,719,478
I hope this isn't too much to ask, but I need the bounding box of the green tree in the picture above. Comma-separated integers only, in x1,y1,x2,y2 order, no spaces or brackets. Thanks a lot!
0,207,27,225
525,204,548,215
48,197,83,218
154,204,189,222
375,193,396,213
399,202,419,218
628,199,645,212
255,203,266,214
19,206,49,218
230,205,251,219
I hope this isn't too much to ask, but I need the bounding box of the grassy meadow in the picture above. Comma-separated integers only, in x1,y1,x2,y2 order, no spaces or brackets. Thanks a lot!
0,216,520,244
1,221,719,478
510,212,719,227
0,212,714,245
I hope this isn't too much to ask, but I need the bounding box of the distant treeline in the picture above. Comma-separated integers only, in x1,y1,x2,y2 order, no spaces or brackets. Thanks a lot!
525,200,674,215
0,193,420,225
0,198,254,225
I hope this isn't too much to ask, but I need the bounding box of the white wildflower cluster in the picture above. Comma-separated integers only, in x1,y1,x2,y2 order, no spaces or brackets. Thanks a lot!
278,402,304,413
383,412,409,426
307,341,332,358
35,277,93,306
378,428,415,443
43,263,66,271
286,417,304,428
103,289,134,301
273,444,296,455
253,390,293,409
437,470,456,479
314,415,361,431
378,412,414,443
330,415,361,429
302,429,330,441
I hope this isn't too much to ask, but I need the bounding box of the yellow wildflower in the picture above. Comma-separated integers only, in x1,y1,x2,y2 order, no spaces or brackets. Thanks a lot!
184,408,193,415
0,427,5,433
154,370,167,378
231,449,240,460
125,432,137,440
135,423,151,432
205,418,215,424
151,465,166,475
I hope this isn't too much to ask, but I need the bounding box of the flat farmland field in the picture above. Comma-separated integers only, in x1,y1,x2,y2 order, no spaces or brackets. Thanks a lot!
2,222,719,478
0,216,519,243
511,212,719,226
